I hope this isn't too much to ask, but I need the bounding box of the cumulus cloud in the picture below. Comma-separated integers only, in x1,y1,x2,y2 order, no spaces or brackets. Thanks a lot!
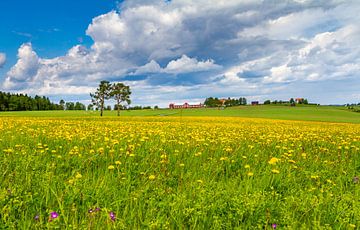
3,44,39,89
164,55,221,74
2,0,360,105
134,55,221,75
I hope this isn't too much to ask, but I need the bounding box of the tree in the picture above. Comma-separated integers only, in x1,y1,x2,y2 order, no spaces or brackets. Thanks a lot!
204,97,222,107
74,102,86,110
242,97,247,105
65,102,75,110
110,83,131,116
264,100,271,105
87,104,94,111
59,99,65,110
90,80,112,116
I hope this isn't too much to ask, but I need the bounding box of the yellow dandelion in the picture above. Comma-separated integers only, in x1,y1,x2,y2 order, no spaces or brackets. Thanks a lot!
268,157,279,165
271,169,280,174
148,175,156,180
75,173,82,179
108,165,115,170
247,172,254,176
244,164,250,169
115,161,121,165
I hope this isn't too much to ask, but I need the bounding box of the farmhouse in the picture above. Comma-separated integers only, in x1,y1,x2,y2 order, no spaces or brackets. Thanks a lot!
295,98,304,103
251,101,259,105
218,99,227,106
169,102,204,109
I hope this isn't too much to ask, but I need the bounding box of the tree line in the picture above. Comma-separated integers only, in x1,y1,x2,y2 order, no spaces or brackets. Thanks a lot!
263,98,309,105
0,91,62,111
90,81,131,116
60,100,86,111
0,91,88,112
204,97,247,107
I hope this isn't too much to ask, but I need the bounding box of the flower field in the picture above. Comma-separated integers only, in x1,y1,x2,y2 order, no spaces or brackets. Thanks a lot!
1,116,360,229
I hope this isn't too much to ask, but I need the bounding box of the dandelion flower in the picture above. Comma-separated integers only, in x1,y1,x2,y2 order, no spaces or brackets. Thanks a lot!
75,173,82,179
271,169,280,174
148,175,156,180
108,165,115,170
268,157,279,165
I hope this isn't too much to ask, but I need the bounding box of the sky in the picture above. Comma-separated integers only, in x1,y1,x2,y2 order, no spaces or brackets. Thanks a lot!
0,0,359,106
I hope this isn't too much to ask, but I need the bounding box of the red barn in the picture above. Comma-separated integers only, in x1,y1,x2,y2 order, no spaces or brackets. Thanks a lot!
169,102,204,109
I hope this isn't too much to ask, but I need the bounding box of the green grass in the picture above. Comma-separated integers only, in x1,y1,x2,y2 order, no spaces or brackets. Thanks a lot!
1,116,360,228
1,105,359,123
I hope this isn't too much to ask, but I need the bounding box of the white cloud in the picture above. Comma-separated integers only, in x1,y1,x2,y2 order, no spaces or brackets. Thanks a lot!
3,44,39,89
0,53,6,67
133,55,221,75
263,65,293,83
133,60,161,75
164,55,221,74
1,0,360,105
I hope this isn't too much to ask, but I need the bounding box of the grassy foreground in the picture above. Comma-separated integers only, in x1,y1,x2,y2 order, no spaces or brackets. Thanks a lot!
1,116,360,228
0,105,359,124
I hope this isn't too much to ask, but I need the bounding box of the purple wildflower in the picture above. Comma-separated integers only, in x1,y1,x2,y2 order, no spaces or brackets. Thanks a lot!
50,212,59,219
95,207,101,212
272,223,277,229
109,211,116,221
34,214,40,221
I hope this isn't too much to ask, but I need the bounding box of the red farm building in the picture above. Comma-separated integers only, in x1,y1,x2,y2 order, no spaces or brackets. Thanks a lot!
169,102,204,109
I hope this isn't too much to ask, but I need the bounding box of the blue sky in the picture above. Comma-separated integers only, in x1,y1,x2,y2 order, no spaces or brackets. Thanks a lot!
0,0,359,106
0,0,117,73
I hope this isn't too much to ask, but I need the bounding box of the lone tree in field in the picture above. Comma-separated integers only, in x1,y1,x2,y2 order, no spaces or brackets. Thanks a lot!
111,83,131,116
90,80,112,116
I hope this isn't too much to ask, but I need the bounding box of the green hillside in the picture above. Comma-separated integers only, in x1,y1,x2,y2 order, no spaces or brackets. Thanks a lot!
1,105,359,123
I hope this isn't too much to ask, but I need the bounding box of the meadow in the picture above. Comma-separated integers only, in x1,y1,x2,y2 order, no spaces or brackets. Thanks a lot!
1,109,360,228
1,105,360,124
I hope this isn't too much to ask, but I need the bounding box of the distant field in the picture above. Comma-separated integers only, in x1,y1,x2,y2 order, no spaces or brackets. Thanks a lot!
0,105,359,123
